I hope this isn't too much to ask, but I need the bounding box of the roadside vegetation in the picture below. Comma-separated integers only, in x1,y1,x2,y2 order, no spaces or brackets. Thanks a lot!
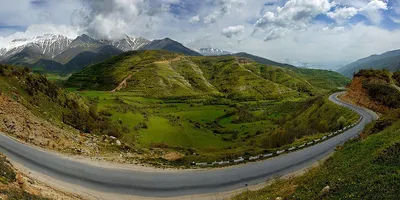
233,117,400,200
0,153,48,200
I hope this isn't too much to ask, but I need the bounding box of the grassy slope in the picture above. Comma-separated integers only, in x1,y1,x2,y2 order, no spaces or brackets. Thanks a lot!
233,120,400,200
231,52,350,90
66,50,349,100
0,64,125,138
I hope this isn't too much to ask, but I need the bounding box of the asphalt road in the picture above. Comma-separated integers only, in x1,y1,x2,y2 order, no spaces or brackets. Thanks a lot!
0,92,378,198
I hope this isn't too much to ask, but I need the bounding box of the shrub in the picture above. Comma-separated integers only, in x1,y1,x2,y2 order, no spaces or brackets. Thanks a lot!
363,82,400,108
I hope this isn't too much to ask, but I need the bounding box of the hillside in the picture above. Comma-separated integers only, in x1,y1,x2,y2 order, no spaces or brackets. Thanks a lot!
341,69,400,113
0,64,131,157
233,119,400,200
338,50,400,77
66,50,349,100
232,52,350,90
232,69,400,200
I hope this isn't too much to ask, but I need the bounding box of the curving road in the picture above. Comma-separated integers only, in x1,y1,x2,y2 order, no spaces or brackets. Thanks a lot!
0,92,378,198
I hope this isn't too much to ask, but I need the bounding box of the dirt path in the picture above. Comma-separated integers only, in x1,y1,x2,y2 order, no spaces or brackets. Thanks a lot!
153,56,182,64
111,74,132,92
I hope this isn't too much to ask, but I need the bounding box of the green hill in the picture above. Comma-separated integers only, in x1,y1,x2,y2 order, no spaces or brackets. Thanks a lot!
233,52,350,90
66,50,349,100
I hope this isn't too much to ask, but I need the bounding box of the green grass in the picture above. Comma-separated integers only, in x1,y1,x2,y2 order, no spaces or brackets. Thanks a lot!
138,116,228,149
74,89,358,164
232,120,400,200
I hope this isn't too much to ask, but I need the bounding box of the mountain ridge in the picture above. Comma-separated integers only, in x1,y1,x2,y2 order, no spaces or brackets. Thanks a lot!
338,49,400,77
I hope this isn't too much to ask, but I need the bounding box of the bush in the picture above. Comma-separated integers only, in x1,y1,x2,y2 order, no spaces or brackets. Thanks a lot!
363,82,400,108
355,69,390,83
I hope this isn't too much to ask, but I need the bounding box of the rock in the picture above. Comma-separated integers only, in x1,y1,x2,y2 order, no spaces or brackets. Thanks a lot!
276,197,283,200
116,140,122,146
110,136,116,140
16,174,25,186
321,185,330,194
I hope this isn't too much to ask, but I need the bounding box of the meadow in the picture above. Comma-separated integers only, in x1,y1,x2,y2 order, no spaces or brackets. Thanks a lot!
78,90,358,164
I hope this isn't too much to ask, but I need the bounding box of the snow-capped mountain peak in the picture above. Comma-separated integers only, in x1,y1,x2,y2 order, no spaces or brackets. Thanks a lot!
0,34,73,59
101,35,150,51
198,48,231,56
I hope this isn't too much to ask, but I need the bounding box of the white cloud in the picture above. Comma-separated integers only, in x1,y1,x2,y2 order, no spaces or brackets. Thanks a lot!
203,0,245,24
264,28,285,41
189,15,200,24
359,0,388,24
362,0,388,11
390,16,400,24
327,7,359,21
253,0,333,41
327,0,388,24
221,25,244,38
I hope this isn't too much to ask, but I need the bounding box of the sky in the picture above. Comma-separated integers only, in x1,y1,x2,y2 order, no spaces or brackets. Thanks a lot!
0,0,400,69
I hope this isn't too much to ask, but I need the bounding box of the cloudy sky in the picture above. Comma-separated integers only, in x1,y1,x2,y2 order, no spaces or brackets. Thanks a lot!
0,0,399,68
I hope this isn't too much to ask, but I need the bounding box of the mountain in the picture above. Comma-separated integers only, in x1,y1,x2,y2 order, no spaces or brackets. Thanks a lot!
64,45,123,72
139,38,202,56
338,50,400,77
198,48,231,56
66,50,350,99
53,34,110,64
100,35,150,51
0,34,125,74
30,59,66,73
0,34,72,60
4,46,46,65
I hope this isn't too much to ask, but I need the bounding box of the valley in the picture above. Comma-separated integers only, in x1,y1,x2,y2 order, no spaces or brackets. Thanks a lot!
1,1,400,199
0,34,397,199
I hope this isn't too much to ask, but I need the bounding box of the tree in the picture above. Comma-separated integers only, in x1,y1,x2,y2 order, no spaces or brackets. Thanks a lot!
270,71,277,82
337,116,346,129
